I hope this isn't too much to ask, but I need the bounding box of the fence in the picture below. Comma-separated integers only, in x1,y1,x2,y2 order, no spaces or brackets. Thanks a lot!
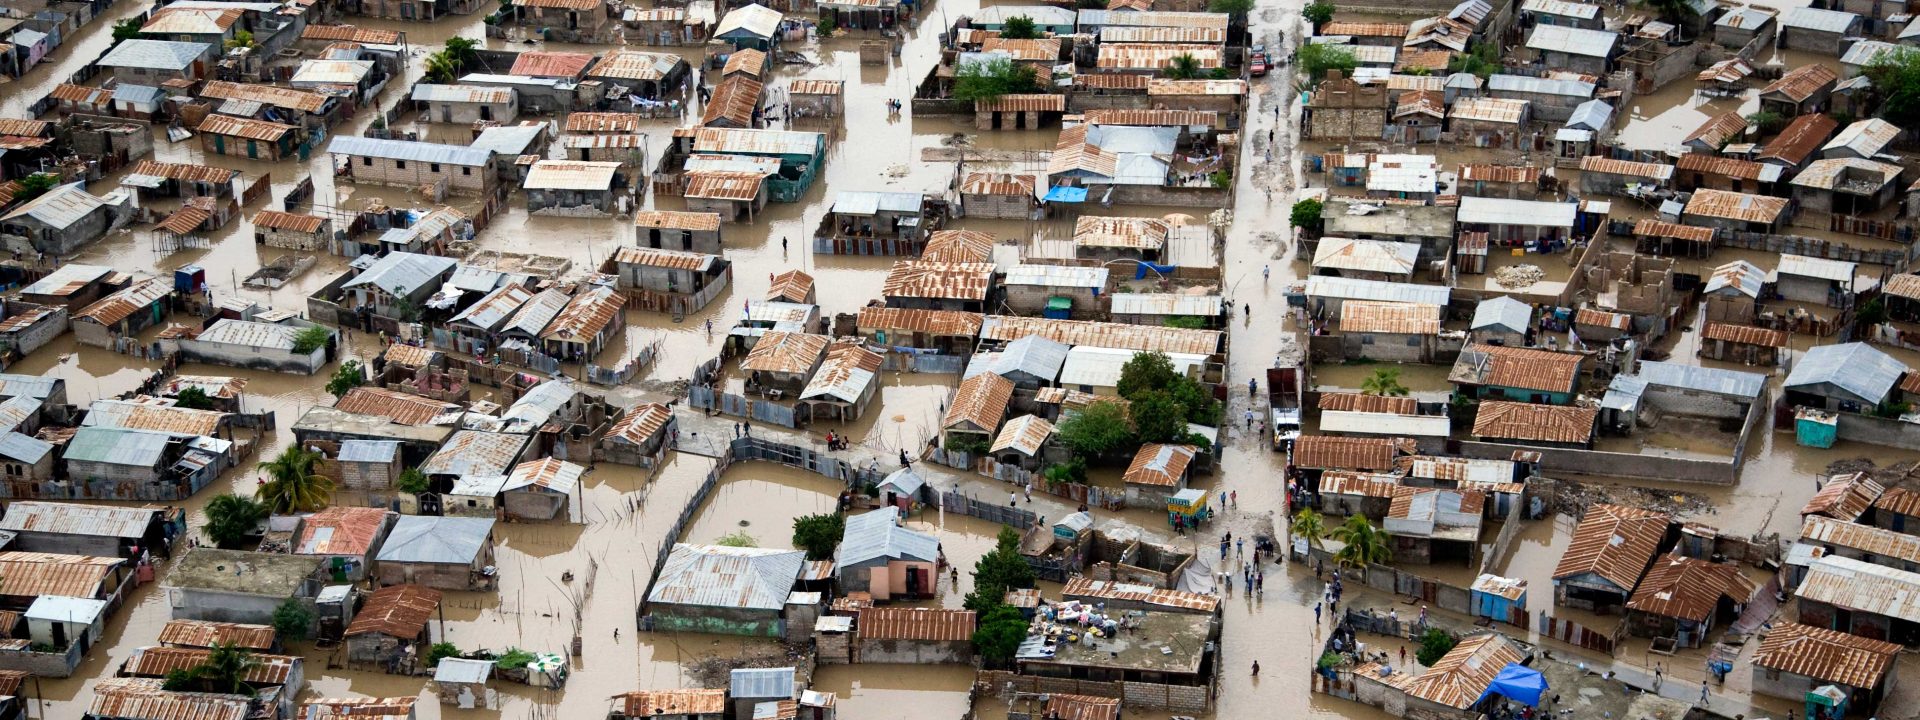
730,436,887,489
585,339,660,386
637,448,735,617
1828,215,1916,243
1536,611,1621,655
1477,500,1526,576
876,352,966,374
939,489,1037,529
687,385,800,428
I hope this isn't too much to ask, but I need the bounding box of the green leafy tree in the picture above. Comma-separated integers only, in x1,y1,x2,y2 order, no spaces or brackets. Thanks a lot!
963,527,1037,612
396,467,429,495
259,446,335,513
1302,1,1335,28
224,29,255,50
1330,515,1394,568
203,493,267,548
1000,15,1040,39
817,14,836,35
953,56,1042,104
1361,368,1410,397
1209,0,1253,13
716,530,757,547
1447,43,1500,79
1638,0,1697,23
172,386,217,410
1299,44,1358,85
1055,400,1135,457
1858,296,1889,327
792,513,845,561
272,598,313,641
1292,507,1327,549
112,18,144,43
425,52,458,83
1745,110,1786,135
444,37,480,69
971,604,1030,665
1290,198,1325,235
292,326,332,354
1117,351,1178,399
1867,48,1920,127
325,360,363,398
427,642,461,665
1130,390,1190,445
1416,627,1457,666
1042,456,1086,486
1165,53,1204,80
196,642,260,694
1164,316,1207,329
14,174,56,203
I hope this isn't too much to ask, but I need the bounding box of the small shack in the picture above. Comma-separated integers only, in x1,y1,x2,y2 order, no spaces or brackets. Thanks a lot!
373,516,498,591
1122,443,1197,508
835,508,942,602
501,457,584,521
343,583,441,674
433,657,496,708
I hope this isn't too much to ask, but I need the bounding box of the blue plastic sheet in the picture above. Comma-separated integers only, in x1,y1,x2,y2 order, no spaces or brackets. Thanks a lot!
1043,186,1088,203
1475,663,1548,707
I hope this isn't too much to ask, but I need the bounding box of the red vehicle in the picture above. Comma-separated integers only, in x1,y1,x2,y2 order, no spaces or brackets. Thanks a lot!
1249,52,1269,77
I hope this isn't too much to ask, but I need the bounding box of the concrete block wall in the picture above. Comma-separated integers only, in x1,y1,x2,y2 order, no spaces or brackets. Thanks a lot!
1122,680,1210,711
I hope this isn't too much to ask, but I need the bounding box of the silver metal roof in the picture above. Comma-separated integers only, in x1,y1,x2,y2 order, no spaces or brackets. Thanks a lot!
731,667,797,699
1786,342,1908,404
375,516,494,564
0,183,107,230
470,125,546,156
1457,196,1578,228
1525,25,1617,57
63,427,173,466
1304,275,1451,306
98,39,210,70
1108,293,1223,316
0,374,60,401
327,136,494,166
194,319,301,351
976,4,1074,24
342,251,457,297
649,544,805,611
1487,73,1596,98
0,501,159,538
1703,259,1765,298
19,263,110,296
452,284,535,332
1777,253,1857,283
337,439,401,463
433,657,495,683
1781,5,1860,32
0,432,51,464
1604,360,1768,412
831,191,924,215
25,595,108,623
420,430,528,477
1004,264,1108,288
410,83,514,104
836,506,940,567
1471,296,1532,333
1566,99,1614,132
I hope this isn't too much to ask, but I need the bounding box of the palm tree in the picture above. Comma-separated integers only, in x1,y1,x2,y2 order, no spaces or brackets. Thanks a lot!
1166,53,1203,80
197,642,259,694
259,446,334,513
424,52,458,83
1292,507,1328,549
1361,368,1410,397
445,37,480,70
1330,515,1394,568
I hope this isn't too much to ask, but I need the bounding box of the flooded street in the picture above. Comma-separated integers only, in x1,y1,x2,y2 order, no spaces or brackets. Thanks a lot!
7,0,1913,710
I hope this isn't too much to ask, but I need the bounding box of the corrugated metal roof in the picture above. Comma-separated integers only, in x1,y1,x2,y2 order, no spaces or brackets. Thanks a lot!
0,432,50,465
799,342,882,404
411,83,514,104
158,619,276,650
502,288,571,338
731,667,797,701
328,135,493,166
337,439,401,463
1457,196,1576,227
1320,470,1407,498
1632,218,1715,243
1338,300,1441,334
1626,552,1755,621
616,690,728,717
1573,307,1631,331
788,78,842,96
301,24,403,44
1801,514,1920,569
419,430,527,477
343,251,457,297
634,210,722,232
1683,188,1790,224
1319,393,1419,415
1057,346,1206,389
1781,5,1859,32
1520,0,1600,17
1763,62,1840,103
1005,264,1107,288
1777,253,1857,283
1471,400,1595,443
1096,43,1221,69
200,81,329,114
525,160,621,191
703,73,764,127
990,414,1055,456
1753,621,1899,687
1697,58,1754,85
303,697,420,720
1525,24,1616,56
0,502,160,539
1084,108,1217,128
344,583,441,638
1471,574,1527,601
1470,296,1531,333
1306,275,1451,306
83,399,225,437
1123,443,1196,487
611,246,720,272
99,39,209,70
1402,633,1525,708
683,170,766,200
126,646,301,685
882,261,993,301
1487,73,1595,97
1759,113,1839,165
1061,575,1219,612
1097,25,1224,43
1798,554,1920,622
335,386,461,426
944,372,1014,431
90,677,251,720
742,331,830,374
650,544,804,610
1579,156,1674,181
606,403,673,445
1704,259,1765,297
1716,6,1775,28
1292,435,1400,470
1073,216,1169,249
1108,293,1222,316
1455,344,1583,393
1044,694,1120,720
61,427,173,466
832,191,925,216
291,58,374,85
1785,342,1907,403
691,127,823,157
1790,157,1901,191
1701,322,1789,348
1552,503,1668,589
195,319,306,351
1,183,106,230
857,306,983,338
295,506,391,557
981,315,1220,355
1823,118,1899,157
1313,238,1420,275
376,515,493,565
1885,273,1920,302
1321,20,1411,35
976,93,1065,113
251,209,327,234
1079,8,1227,28
838,507,939,568
0,551,120,598
589,48,687,81
1875,485,1920,518
19,263,110,297
564,112,647,133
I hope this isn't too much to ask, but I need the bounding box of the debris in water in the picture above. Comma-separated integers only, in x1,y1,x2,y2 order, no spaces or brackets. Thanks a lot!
1493,264,1546,289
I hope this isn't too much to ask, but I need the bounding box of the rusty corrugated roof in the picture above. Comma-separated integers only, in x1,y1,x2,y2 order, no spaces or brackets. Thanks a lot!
882,260,993,301
124,645,302,684
943,372,1013,431
566,111,648,133
1631,218,1713,242
1464,344,1583,393
1044,694,1120,720
90,678,251,720
634,210,721,231
251,209,326,234
128,160,239,185
1626,552,1756,621
742,331,830,374
1683,111,1747,147
684,170,767,200
1701,322,1789,348
789,79,843,95
1340,300,1441,335
541,286,623,343
158,619,276,650
301,24,402,43
767,269,814,303
295,506,391,557
1062,575,1220,612
1319,470,1408,498
201,81,329,113
1402,633,1524,708
1683,188,1789,224
1761,63,1837,102
302,697,419,720
1471,400,1595,443
857,607,976,641
976,93,1065,113
1552,503,1668,590
703,74,764,127
1578,156,1673,180
615,689,728,717
1291,435,1400,471
607,402,673,444
75,278,171,326
1753,622,1899,688
1073,216,1169,249
344,584,441,639
1318,392,1418,414
1757,113,1838,166
856,306,983,337
334,387,460,426
959,173,1034,198
509,50,594,77
196,113,297,141
1123,443,1196,487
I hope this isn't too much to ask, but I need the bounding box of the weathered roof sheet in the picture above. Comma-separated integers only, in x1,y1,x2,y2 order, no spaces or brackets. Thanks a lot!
158,619,276,650
1471,401,1595,443
1579,155,1674,180
616,689,728,717
540,286,623,343
1626,553,1756,621
1401,633,1525,708
0,551,121,599
1123,443,1196,487
1073,215,1169,249
1785,342,1907,404
295,506,391,557
979,316,1221,355
1314,238,1421,275
1823,118,1900,158
1683,188,1790,224
328,135,493,166
344,583,441,638
606,402,673,445
1789,157,1902,192
881,261,993,301
838,507,940,567
1780,5,1859,33
921,230,997,263
1753,621,1900,688
648,544,804,610
99,39,210,70
742,331,830,374
342,250,458,296
2,183,107,230
1061,575,1220,612
944,372,1014,431
634,210,722,231
1798,554,1920,623
1700,322,1789,348
1456,196,1577,227
1471,296,1532,333
376,516,493,565
1552,503,1668,590
990,414,1055,456
0,502,159,539
82,398,225,437
1759,113,1839,165
334,387,461,426
799,343,882,404
419,430,528,477
1339,300,1441,335
90,678,251,720
857,306,983,337
1525,24,1617,57
1306,275,1451,306
1291,435,1400,471
19,263,110,297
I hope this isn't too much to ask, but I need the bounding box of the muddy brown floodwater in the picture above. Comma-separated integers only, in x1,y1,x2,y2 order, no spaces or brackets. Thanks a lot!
14,0,1904,713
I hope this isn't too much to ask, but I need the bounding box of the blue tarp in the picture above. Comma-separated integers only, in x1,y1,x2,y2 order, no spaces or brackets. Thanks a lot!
1476,663,1547,707
1043,186,1088,203
1134,262,1176,280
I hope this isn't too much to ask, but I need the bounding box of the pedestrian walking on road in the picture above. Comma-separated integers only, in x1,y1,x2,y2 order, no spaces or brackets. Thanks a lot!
1314,602,1322,623
1251,661,1260,677
1699,681,1710,704
1263,264,1270,282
